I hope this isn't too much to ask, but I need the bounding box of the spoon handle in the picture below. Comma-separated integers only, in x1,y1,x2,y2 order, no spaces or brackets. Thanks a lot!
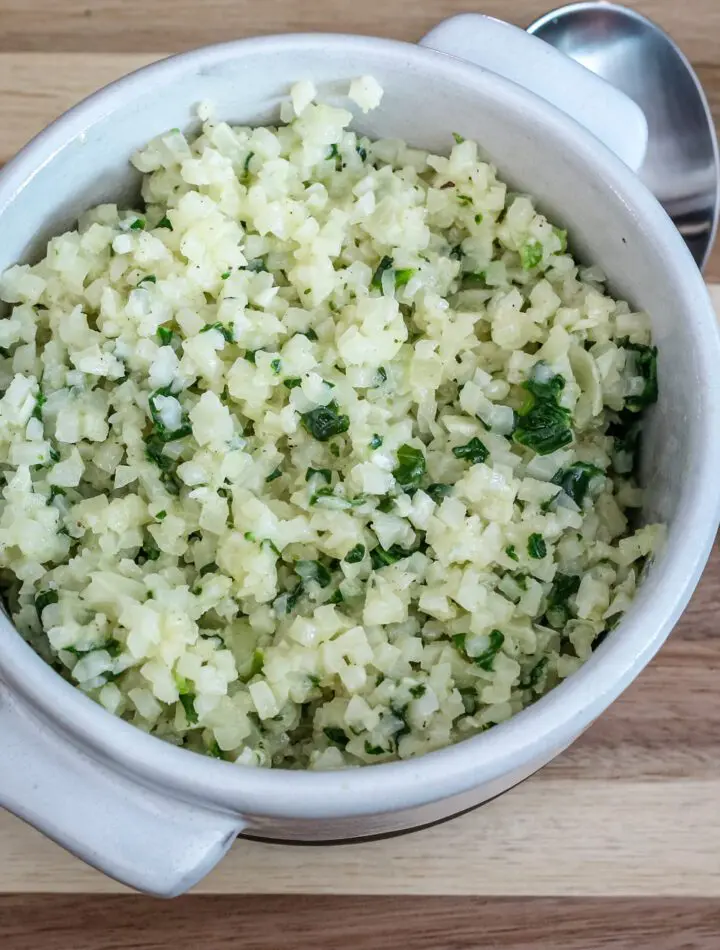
420,13,648,172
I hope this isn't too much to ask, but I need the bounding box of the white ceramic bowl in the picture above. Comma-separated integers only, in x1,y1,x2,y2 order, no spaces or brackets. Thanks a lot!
1,18,719,897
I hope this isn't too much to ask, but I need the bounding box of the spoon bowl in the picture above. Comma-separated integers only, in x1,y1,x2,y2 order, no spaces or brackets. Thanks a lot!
528,1,720,269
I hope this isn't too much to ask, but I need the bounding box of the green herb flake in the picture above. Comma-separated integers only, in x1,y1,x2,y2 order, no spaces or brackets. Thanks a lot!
129,218,145,231
520,240,543,270
324,726,348,748
32,387,46,422
545,573,581,629
452,437,489,465
457,195,473,206
300,402,350,442
364,741,385,755
474,213,483,225
369,434,383,449
200,322,234,343
156,510,167,521
148,386,192,442
208,740,225,760
523,656,549,690
305,467,332,484
138,274,156,285
452,132,465,144
371,255,393,289
35,589,59,618
426,483,452,505
513,361,574,456
505,544,519,562
243,151,254,174
553,227,568,253
474,629,505,671
527,533,547,559
409,683,426,698
552,462,604,506
370,544,413,570
344,543,366,564
270,358,281,374
392,443,426,492
623,342,659,412
157,326,174,345
157,216,173,231
283,377,302,390
179,692,198,724
394,268,415,288
265,467,282,483
295,560,332,589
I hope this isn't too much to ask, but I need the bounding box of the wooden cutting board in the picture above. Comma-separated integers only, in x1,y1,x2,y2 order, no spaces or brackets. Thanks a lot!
0,2,719,946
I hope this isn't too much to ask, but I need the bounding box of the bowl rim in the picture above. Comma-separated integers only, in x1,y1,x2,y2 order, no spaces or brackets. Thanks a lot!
1,31,719,820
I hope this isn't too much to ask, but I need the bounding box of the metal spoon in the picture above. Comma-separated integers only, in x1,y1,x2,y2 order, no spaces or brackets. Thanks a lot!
527,1,719,270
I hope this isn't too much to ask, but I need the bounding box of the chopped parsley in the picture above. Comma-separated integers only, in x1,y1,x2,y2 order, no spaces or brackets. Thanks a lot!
520,240,543,270
370,544,414,570
453,629,505,671
371,255,393,289
270,358,281,374
527,533,547,559
295,560,332,588
148,387,192,442
35,589,58,618
392,444,426,492
394,268,415,288
344,544,366,564
452,437,489,465
545,573,581,629
179,692,198,724
138,274,156,285
452,132,465,144
623,342,659,412
513,362,574,456
32,387,46,422
369,434,383,449
306,467,332,484
364,742,385,755
283,377,302,389
157,326,174,345
552,462,604,506
200,322,234,343
300,402,350,442
426,483,452,504
324,726,348,748
129,218,145,231
156,216,173,230
505,544,519,562
265,467,282,483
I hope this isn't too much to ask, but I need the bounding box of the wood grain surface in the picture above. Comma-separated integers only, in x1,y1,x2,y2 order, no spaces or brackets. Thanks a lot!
1,1,719,946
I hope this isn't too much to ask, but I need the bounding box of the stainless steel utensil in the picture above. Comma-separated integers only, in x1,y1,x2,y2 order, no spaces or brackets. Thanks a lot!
528,1,720,269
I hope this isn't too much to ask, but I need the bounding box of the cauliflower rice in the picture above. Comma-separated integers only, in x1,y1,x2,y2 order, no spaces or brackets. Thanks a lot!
0,80,663,769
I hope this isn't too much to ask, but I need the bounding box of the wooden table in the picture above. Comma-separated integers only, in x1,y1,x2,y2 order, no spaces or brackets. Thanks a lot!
1,1,719,946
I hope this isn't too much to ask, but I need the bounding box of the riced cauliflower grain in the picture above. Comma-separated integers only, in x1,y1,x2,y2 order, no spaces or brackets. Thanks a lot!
0,79,663,769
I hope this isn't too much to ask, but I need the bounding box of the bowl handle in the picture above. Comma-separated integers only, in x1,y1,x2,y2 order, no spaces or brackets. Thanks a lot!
0,686,243,896
419,14,648,173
